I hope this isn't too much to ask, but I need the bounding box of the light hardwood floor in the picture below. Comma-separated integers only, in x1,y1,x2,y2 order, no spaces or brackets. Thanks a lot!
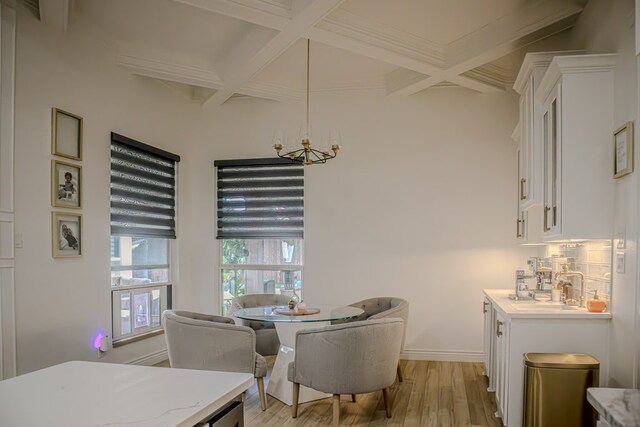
158,358,503,426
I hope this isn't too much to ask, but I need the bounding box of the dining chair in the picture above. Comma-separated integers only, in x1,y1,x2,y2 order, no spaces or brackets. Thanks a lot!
162,310,268,411
231,293,291,356
288,318,404,426
342,297,409,382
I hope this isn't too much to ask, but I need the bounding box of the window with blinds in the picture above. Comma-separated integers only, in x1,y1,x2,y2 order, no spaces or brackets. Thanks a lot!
215,158,304,239
110,132,180,239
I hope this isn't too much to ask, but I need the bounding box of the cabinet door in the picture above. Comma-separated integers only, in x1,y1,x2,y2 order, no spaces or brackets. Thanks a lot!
542,86,562,236
495,312,510,422
519,82,535,207
483,299,493,383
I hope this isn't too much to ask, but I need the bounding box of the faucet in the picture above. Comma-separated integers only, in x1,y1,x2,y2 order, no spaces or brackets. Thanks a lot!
555,265,585,308
514,270,533,299
528,257,552,291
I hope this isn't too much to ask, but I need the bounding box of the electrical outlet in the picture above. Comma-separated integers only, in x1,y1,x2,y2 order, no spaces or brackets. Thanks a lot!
616,252,626,274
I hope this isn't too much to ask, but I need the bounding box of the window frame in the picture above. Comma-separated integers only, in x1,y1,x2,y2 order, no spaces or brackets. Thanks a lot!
109,133,179,346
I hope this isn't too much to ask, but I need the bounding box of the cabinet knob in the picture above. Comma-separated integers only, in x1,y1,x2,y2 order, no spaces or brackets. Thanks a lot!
483,301,488,314
496,320,503,337
520,178,527,200
516,218,523,238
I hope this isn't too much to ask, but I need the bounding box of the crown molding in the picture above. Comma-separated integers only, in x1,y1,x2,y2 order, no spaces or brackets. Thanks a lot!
536,53,617,101
462,65,511,90
241,80,302,101
319,9,446,68
513,50,583,94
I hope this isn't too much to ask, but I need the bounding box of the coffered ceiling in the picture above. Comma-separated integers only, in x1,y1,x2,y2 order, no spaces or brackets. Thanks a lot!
38,0,588,105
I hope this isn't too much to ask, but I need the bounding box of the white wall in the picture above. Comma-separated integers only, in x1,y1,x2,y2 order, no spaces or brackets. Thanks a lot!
184,89,537,360
12,4,208,373
568,0,639,388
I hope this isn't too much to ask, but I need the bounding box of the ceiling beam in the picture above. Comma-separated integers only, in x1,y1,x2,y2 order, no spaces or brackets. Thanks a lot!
389,0,583,96
204,0,347,106
172,0,289,30
39,0,71,33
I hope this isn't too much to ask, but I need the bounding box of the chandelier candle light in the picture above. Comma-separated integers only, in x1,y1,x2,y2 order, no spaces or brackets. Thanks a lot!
273,39,341,165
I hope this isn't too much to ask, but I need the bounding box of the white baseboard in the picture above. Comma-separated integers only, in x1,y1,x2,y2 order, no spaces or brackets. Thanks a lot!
401,349,484,362
126,349,168,366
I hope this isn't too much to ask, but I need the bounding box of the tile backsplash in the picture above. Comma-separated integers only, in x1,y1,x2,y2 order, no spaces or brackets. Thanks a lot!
544,240,612,302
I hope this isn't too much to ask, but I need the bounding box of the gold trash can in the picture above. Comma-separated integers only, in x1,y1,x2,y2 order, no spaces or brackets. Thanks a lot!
523,353,599,427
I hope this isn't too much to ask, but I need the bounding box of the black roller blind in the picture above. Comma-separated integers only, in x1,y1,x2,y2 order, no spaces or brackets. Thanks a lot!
110,132,180,239
215,158,304,239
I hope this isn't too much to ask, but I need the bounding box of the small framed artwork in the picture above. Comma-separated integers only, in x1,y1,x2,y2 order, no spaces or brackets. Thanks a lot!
614,121,634,179
52,212,82,258
51,160,81,208
52,108,83,160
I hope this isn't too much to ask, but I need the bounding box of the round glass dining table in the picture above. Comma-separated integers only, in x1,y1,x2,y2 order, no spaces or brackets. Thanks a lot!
234,304,364,406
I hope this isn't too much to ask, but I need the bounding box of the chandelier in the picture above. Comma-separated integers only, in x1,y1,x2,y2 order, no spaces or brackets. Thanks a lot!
273,39,340,165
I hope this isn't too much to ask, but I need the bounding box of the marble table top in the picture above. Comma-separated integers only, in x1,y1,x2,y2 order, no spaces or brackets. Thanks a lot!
0,361,253,427
587,387,640,427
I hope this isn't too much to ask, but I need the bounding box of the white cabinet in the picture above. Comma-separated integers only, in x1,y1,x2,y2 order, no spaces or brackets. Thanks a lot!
536,54,616,241
512,52,577,243
482,297,496,391
483,290,610,427
495,311,510,424
513,52,581,210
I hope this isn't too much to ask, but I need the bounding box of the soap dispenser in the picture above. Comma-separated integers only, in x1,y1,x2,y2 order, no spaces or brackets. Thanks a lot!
587,290,607,313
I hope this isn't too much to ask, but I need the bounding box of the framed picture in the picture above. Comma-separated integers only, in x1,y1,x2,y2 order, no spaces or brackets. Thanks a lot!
614,121,634,179
52,108,83,160
52,212,82,258
51,160,81,208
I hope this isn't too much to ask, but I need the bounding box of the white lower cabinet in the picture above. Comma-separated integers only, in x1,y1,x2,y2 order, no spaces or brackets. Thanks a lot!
483,291,610,427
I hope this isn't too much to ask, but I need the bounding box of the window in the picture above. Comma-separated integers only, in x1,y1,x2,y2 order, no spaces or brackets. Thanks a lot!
110,132,180,344
215,159,303,315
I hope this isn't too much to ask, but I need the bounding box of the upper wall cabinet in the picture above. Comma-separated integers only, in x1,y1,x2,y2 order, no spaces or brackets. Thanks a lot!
536,54,616,241
513,51,581,211
513,52,578,243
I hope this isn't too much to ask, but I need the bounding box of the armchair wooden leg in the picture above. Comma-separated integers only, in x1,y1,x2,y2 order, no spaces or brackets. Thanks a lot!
351,394,357,403
333,394,340,427
257,377,267,411
397,363,404,382
382,387,392,418
292,383,300,418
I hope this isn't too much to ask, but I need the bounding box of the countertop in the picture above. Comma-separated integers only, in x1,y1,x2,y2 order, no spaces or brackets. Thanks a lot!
587,388,640,427
0,361,253,427
484,289,612,319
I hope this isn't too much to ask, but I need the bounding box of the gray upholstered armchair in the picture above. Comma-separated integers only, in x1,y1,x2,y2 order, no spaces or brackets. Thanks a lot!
288,318,404,426
231,293,291,356
162,310,268,411
344,297,409,381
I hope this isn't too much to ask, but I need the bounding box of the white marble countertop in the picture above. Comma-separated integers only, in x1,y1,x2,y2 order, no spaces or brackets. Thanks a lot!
484,289,612,319
0,361,253,427
587,388,640,427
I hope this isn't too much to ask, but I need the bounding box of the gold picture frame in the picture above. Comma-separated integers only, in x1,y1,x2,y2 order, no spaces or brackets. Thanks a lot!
52,108,83,160
52,212,82,258
614,121,634,179
51,160,82,209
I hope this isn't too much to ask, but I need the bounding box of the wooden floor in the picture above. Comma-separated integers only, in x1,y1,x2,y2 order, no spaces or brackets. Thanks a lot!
157,358,503,426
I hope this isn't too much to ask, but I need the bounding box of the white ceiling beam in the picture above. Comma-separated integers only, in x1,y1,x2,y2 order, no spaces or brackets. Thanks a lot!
172,0,289,30
39,0,71,33
306,27,442,77
117,45,223,90
205,0,347,106
389,0,583,96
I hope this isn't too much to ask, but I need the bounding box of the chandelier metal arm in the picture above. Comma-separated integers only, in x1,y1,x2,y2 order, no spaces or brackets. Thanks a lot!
272,38,340,166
